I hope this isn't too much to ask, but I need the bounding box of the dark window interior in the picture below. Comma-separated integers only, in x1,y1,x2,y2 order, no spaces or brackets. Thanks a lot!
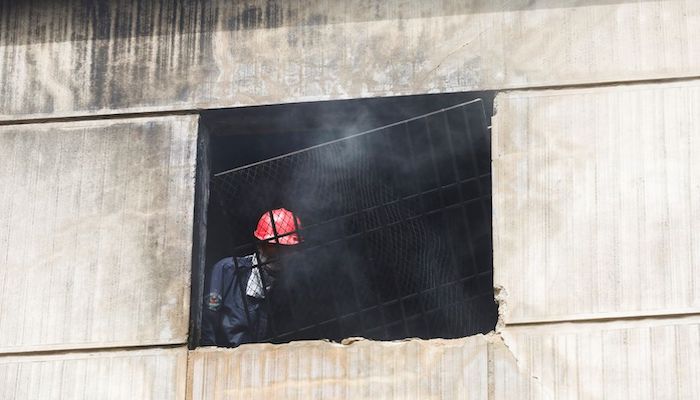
195,92,497,346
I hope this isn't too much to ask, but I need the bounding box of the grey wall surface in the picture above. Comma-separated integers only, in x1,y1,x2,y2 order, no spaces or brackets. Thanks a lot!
493,80,700,324
0,115,198,353
0,348,187,400
0,0,698,120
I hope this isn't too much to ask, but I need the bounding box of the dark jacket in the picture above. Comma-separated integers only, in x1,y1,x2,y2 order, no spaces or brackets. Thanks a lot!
201,255,269,347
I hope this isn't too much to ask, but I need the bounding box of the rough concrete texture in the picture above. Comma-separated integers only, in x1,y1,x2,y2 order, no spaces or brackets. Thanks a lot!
187,316,700,399
0,319,696,400
0,347,187,400
0,116,198,353
493,79,700,324
499,316,700,399
0,0,699,120
187,336,494,400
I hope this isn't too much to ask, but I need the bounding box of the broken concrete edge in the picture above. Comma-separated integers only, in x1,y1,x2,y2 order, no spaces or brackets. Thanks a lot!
192,334,491,352
490,93,549,396
187,330,530,380
185,331,542,399
494,284,508,333
490,93,511,332
490,92,510,332
187,333,524,373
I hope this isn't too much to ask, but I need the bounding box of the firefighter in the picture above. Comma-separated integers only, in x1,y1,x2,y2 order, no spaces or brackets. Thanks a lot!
201,208,302,347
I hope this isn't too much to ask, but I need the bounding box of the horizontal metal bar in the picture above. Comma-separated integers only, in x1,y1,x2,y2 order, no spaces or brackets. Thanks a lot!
214,98,484,176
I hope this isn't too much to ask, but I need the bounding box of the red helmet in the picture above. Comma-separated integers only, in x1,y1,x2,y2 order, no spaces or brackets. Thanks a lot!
253,208,302,245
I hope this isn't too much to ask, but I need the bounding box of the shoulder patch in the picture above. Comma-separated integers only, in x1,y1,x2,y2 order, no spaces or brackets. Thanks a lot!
206,292,222,311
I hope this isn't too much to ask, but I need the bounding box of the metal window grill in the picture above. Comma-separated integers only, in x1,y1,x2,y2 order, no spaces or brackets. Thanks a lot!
209,99,496,343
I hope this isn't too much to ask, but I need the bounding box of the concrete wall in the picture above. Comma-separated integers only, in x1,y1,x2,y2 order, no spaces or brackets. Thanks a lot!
188,337,492,399
0,116,198,353
0,0,698,121
492,79,700,399
0,348,187,400
498,316,700,399
493,81,700,324
0,0,698,399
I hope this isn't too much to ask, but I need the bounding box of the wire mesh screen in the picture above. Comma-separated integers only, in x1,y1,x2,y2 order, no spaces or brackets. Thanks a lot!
209,99,495,344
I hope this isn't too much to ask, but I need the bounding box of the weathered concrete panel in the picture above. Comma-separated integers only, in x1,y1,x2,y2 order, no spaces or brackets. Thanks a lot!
0,116,198,353
0,347,187,400
493,80,700,324
186,320,699,399
0,0,698,120
497,316,700,399
188,336,488,400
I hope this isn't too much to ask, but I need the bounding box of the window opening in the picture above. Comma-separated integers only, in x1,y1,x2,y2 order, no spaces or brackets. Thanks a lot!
196,93,496,347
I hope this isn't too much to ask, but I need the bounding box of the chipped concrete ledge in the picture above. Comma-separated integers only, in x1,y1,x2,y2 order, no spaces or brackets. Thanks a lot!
188,334,492,400
191,333,489,353
185,332,547,400
493,285,508,333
